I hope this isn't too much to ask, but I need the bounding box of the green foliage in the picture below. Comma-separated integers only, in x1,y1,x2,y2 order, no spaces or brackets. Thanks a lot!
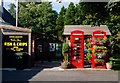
64,2,75,25
55,6,66,40
111,58,120,71
75,4,82,24
112,36,120,58
79,2,108,26
8,1,120,56
56,6,66,26
86,43,92,48
62,42,69,56
106,1,120,58
86,53,92,60
107,1,120,15
18,2,57,41
94,59,104,63
107,14,120,35
61,41,70,67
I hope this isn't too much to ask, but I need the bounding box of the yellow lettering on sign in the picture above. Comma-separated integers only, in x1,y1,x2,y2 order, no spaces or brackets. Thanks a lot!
9,36,14,38
17,42,27,46
4,42,12,46
13,46,18,48
9,36,23,38
13,42,16,46
10,48,24,51
16,48,23,51
4,42,27,47
16,42,27,46
22,42,27,46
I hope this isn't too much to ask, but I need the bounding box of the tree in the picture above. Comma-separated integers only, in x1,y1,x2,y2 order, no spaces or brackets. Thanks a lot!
75,3,83,25
64,2,75,25
55,6,66,40
8,3,16,18
107,1,120,15
106,1,120,35
77,2,108,26
105,1,120,58
18,2,57,40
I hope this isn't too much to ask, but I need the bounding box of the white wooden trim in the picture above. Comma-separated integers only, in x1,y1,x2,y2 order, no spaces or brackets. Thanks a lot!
3,32,29,35
73,34,82,35
94,34,104,36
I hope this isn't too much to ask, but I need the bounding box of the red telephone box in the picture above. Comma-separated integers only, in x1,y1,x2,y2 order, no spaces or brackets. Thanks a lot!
91,30,107,68
70,30,84,68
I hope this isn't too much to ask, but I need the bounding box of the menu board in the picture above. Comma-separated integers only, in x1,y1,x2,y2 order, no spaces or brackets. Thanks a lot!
3,35,28,52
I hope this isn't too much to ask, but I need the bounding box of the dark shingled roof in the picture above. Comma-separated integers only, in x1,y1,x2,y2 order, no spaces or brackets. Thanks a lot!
0,7,16,26
63,25,111,35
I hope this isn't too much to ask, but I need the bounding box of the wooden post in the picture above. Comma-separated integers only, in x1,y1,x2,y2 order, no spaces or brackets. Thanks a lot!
28,32,31,67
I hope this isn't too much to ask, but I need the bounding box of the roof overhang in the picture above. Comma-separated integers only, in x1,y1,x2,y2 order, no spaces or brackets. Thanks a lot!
63,25,111,36
0,24,32,33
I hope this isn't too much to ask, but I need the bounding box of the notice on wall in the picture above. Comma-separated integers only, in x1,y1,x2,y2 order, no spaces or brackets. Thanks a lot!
49,43,55,52
3,35,28,52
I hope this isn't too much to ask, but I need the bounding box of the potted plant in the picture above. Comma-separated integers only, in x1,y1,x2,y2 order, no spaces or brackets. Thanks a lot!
106,58,113,69
61,40,70,69
61,60,69,69
106,61,112,69
61,51,70,69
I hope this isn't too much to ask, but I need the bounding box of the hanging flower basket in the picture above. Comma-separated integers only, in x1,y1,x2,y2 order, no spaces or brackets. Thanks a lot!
94,45,108,58
94,59,104,63
95,53,106,58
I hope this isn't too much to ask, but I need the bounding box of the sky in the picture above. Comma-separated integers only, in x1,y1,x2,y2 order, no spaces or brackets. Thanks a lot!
51,1,79,12
2,0,79,13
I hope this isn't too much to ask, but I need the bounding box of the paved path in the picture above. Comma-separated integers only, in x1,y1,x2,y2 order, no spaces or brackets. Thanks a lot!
2,61,120,82
29,70,118,81
2,68,119,82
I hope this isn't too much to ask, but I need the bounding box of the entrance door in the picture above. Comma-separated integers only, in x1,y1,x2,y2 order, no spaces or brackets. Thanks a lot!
70,30,84,68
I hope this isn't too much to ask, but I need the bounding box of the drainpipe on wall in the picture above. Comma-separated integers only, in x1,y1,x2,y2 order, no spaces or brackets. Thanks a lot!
16,0,18,27
0,28,2,83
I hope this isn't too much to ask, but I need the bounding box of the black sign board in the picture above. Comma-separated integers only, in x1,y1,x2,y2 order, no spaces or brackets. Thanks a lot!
3,35,28,52
2,35,29,68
